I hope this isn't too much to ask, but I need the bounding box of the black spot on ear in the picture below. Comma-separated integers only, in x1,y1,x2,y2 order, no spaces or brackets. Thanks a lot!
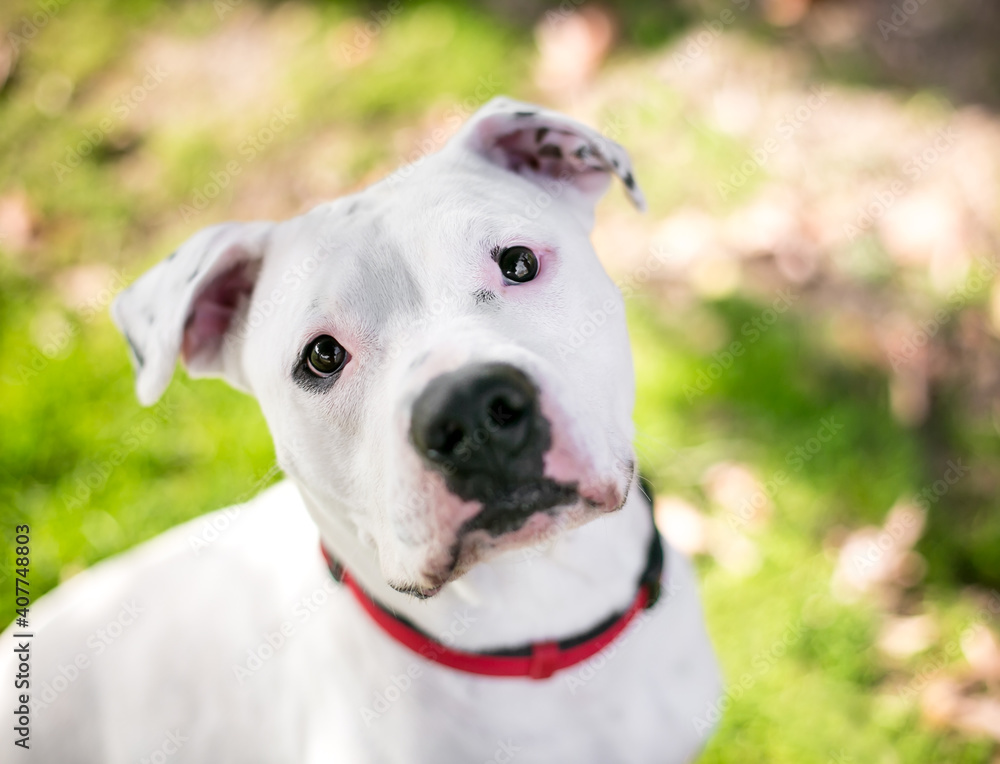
624,172,635,190
124,332,144,368
474,289,497,304
538,144,562,159
513,111,536,118
535,127,549,143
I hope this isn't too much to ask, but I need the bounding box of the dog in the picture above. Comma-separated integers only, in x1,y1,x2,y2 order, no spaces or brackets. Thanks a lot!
3,97,721,763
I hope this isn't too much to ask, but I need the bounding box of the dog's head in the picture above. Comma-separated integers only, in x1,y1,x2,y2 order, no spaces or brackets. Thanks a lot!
113,98,645,597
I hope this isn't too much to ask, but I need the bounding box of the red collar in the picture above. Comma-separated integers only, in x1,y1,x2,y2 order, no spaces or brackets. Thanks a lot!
320,490,664,680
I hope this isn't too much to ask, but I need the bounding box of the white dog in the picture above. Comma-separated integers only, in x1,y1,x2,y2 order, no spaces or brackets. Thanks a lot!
3,97,721,763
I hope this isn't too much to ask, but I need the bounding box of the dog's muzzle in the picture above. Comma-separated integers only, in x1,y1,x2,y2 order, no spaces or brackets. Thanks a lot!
409,362,578,536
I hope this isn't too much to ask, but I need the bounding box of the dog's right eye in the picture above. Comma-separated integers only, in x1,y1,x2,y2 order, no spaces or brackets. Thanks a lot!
305,335,348,377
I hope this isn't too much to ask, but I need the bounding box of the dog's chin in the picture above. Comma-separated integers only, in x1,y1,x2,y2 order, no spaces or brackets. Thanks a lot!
401,468,634,598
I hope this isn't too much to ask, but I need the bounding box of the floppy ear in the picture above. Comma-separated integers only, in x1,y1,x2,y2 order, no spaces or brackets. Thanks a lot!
111,221,273,406
453,96,646,225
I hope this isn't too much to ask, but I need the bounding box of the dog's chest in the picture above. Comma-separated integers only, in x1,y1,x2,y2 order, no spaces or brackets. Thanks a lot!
256,547,720,764
17,485,719,764
274,598,705,764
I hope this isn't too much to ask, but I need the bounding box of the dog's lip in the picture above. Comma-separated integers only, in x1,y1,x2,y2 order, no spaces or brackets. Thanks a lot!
589,459,635,512
458,479,579,536
573,460,634,514
399,463,635,599
402,487,578,598
389,581,442,599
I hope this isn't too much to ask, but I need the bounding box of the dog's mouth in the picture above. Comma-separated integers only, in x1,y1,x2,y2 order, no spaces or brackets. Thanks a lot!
393,463,634,598
458,478,579,537
388,481,579,599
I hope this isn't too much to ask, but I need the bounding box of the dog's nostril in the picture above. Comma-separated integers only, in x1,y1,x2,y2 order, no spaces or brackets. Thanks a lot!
440,421,465,453
488,394,526,428
428,419,465,457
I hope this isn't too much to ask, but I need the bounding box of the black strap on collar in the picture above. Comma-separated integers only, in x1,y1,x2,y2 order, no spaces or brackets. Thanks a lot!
637,474,664,610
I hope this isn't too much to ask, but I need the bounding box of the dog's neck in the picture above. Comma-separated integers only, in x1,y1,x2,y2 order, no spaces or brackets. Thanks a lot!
296,479,654,652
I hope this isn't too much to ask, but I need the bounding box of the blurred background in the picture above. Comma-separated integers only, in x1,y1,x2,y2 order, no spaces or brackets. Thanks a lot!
2,0,1000,760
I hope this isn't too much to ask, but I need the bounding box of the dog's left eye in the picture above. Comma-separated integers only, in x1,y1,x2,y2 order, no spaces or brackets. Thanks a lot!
498,246,539,284
305,335,348,377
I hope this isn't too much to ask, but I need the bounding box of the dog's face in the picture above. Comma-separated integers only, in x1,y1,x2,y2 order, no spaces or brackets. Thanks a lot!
114,98,646,596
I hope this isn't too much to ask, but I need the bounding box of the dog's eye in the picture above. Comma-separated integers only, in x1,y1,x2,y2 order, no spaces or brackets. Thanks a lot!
305,335,348,377
498,246,538,284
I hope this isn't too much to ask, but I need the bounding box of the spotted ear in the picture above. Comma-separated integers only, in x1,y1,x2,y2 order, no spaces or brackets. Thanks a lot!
454,96,646,222
111,221,273,406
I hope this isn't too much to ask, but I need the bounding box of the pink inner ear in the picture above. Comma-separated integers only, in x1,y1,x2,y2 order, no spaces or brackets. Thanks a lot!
181,262,256,365
491,127,611,199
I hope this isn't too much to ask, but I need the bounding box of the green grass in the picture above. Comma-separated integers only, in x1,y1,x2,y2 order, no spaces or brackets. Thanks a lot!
629,297,996,761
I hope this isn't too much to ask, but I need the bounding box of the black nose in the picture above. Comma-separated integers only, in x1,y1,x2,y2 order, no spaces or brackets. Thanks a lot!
410,363,548,494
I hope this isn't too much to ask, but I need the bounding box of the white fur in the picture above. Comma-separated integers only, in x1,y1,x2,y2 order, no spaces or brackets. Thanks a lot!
2,98,721,762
